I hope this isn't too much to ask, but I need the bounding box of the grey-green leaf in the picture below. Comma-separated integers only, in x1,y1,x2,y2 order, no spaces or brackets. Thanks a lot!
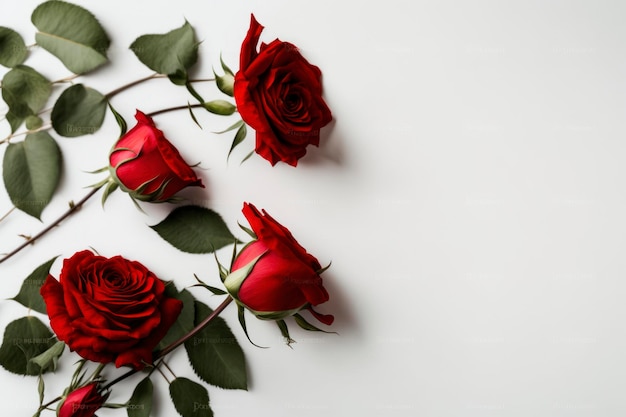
11,257,57,314
0,27,28,67
156,289,195,351
228,124,247,160
185,301,247,390
3,132,62,219
169,377,213,417
202,100,236,116
130,21,198,76
127,377,152,417
150,206,238,254
31,0,110,74
51,84,107,137
1,65,51,132
0,316,57,376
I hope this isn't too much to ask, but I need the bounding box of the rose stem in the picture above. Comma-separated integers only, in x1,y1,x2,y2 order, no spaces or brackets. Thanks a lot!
146,104,206,118
101,296,234,391
0,206,16,224
105,73,167,100
0,186,101,265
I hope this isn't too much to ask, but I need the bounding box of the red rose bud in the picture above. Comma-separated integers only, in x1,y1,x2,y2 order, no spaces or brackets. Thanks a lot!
59,382,108,417
109,110,204,202
224,203,333,325
234,14,332,166
40,250,183,370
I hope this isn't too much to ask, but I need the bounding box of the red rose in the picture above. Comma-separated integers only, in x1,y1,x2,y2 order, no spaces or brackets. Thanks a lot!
233,14,332,166
40,250,183,370
224,203,333,325
59,382,108,417
109,110,204,201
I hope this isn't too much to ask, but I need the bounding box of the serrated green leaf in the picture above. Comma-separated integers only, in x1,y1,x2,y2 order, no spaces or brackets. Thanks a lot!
31,0,110,74
127,377,152,417
169,377,213,417
3,132,62,219
156,289,195,351
29,340,64,373
185,301,247,390
11,257,57,314
150,206,238,254
202,100,236,116
1,65,51,132
228,123,247,160
51,84,107,137
130,21,198,76
0,316,56,376
0,27,28,68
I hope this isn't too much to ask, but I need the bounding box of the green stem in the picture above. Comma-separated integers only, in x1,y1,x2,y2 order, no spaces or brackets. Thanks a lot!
0,186,101,265
105,73,167,100
0,206,16,224
146,104,205,117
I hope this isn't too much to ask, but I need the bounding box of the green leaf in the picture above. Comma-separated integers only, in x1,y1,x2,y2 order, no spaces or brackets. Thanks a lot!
3,132,62,219
0,27,28,67
169,377,213,417
0,316,57,376
228,123,247,160
156,289,195,351
185,301,247,390
25,115,44,130
51,84,107,137
127,377,152,417
202,100,236,116
1,65,51,132
31,0,110,74
150,206,238,254
130,21,198,77
29,340,64,373
11,257,57,314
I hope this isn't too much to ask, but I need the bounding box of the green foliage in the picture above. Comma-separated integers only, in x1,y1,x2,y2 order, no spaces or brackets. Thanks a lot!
0,317,57,376
11,257,57,314
127,377,153,417
202,100,236,116
130,21,198,78
51,84,107,137
31,0,110,74
1,65,51,132
228,123,247,160
150,206,238,254
3,132,62,219
157,289,196,351
29,340,64,373
169,377,213,417
0,27,28,68
184,301,247,390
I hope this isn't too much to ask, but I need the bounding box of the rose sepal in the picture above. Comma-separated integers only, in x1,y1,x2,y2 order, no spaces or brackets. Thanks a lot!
222,252,265,297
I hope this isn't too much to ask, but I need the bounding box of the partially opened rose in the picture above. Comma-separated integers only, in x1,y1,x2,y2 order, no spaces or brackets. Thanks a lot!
234,15,333,166
40,250,183,370
59,382,108,417
224,203,333,325
109,110,204,201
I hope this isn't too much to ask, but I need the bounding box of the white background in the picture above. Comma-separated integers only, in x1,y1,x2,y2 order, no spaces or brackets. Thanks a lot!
1,0,626,416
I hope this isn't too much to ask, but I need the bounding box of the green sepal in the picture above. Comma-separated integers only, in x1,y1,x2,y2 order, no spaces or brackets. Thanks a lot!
228,123,247,161
214,68,234,97
317,261,332,275
188,103,202,129
186,82,205,104
192,274,227,296
237,222,256,240
101,179,119,206
28,340,65,373
293,313,335,334
213,119,243,135
108,102,127,137
276,320,295,346
240,150,255,165
202,100,236,116
222,253,265,297
236,305,266,349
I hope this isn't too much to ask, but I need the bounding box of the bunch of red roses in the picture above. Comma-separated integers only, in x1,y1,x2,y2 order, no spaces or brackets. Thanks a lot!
0,2,335,417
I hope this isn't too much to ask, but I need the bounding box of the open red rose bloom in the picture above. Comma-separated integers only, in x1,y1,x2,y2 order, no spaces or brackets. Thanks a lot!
40,250,182,370
234,15,332,166
230,203,333,325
